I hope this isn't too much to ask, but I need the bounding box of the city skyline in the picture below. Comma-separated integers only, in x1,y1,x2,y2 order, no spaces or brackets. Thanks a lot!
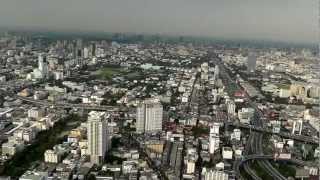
0,1,319,179
0,32,318,179
0,0,317,44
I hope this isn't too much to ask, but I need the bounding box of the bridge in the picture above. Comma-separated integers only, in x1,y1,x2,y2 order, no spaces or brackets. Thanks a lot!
226,122,319,145
16,95,125,112
239,154,318,168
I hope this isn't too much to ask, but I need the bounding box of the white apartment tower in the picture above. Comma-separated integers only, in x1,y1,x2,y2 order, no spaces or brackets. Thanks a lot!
292,119,303,135
247,53,257,72
38,54,48,78
209,123,220,154
202,168,229,180
87,111,107,164
186,160,196,174
136,99,163,133
210,123,220,134
213,65,219,81
227,100,236,116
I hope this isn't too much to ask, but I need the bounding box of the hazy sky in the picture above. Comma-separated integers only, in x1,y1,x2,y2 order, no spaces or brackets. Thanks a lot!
0,0,317,43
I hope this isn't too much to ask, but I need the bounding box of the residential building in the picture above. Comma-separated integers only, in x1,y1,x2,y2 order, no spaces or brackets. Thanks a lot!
87,111,107,164
136,99,163,133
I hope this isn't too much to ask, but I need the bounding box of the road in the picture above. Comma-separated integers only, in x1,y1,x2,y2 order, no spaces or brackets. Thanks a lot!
212,52,287,180
226,122,319,145
239,154,318,168
242,134,262,180
15,95,122,112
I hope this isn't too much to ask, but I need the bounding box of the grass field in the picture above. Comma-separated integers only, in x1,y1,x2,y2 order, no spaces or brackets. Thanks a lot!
277,83,291,89
98,67,121,80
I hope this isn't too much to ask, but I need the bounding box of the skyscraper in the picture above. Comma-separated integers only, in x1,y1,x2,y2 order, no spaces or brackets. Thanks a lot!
87,111,107,164
83,47,89,58
247,53,257,72
72,42,77,58
76,39,83,58
209,123,220,154
136,99,163,133
76,38,83,50
213,65,219,81
38,54,48,78
292,119,303,135
227,100,236,116
200,63,209,81
91,43,96,57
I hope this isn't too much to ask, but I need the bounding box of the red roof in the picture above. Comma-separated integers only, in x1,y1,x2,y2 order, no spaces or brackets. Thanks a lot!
234,91,245,97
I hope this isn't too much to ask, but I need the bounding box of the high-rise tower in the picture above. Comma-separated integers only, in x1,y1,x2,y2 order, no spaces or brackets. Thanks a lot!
87,111,107,164
136,99,163,133
38,54,48,78
209,123,220,154
247,53,257,72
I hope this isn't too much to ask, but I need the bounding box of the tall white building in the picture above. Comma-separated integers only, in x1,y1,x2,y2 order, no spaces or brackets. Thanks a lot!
186,160,196,174
201,168,229,180
38,54,48,78
231,129,241,141
238,108,255,124
247,53,256,72
201,63,209,81
213,65,219,81
83,47,89,58
222,147,233,159
227,100,236,116
28,107,45,119
210,123,220,134
292,119,303,135
136,99,163,133
201,63,209,73
44,150,61,163
209,136,220,154
87,111,107,164
209,123,220,154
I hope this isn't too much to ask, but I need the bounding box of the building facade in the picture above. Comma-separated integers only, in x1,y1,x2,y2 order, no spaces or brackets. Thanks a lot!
87,111,107,164
136,99,163,133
